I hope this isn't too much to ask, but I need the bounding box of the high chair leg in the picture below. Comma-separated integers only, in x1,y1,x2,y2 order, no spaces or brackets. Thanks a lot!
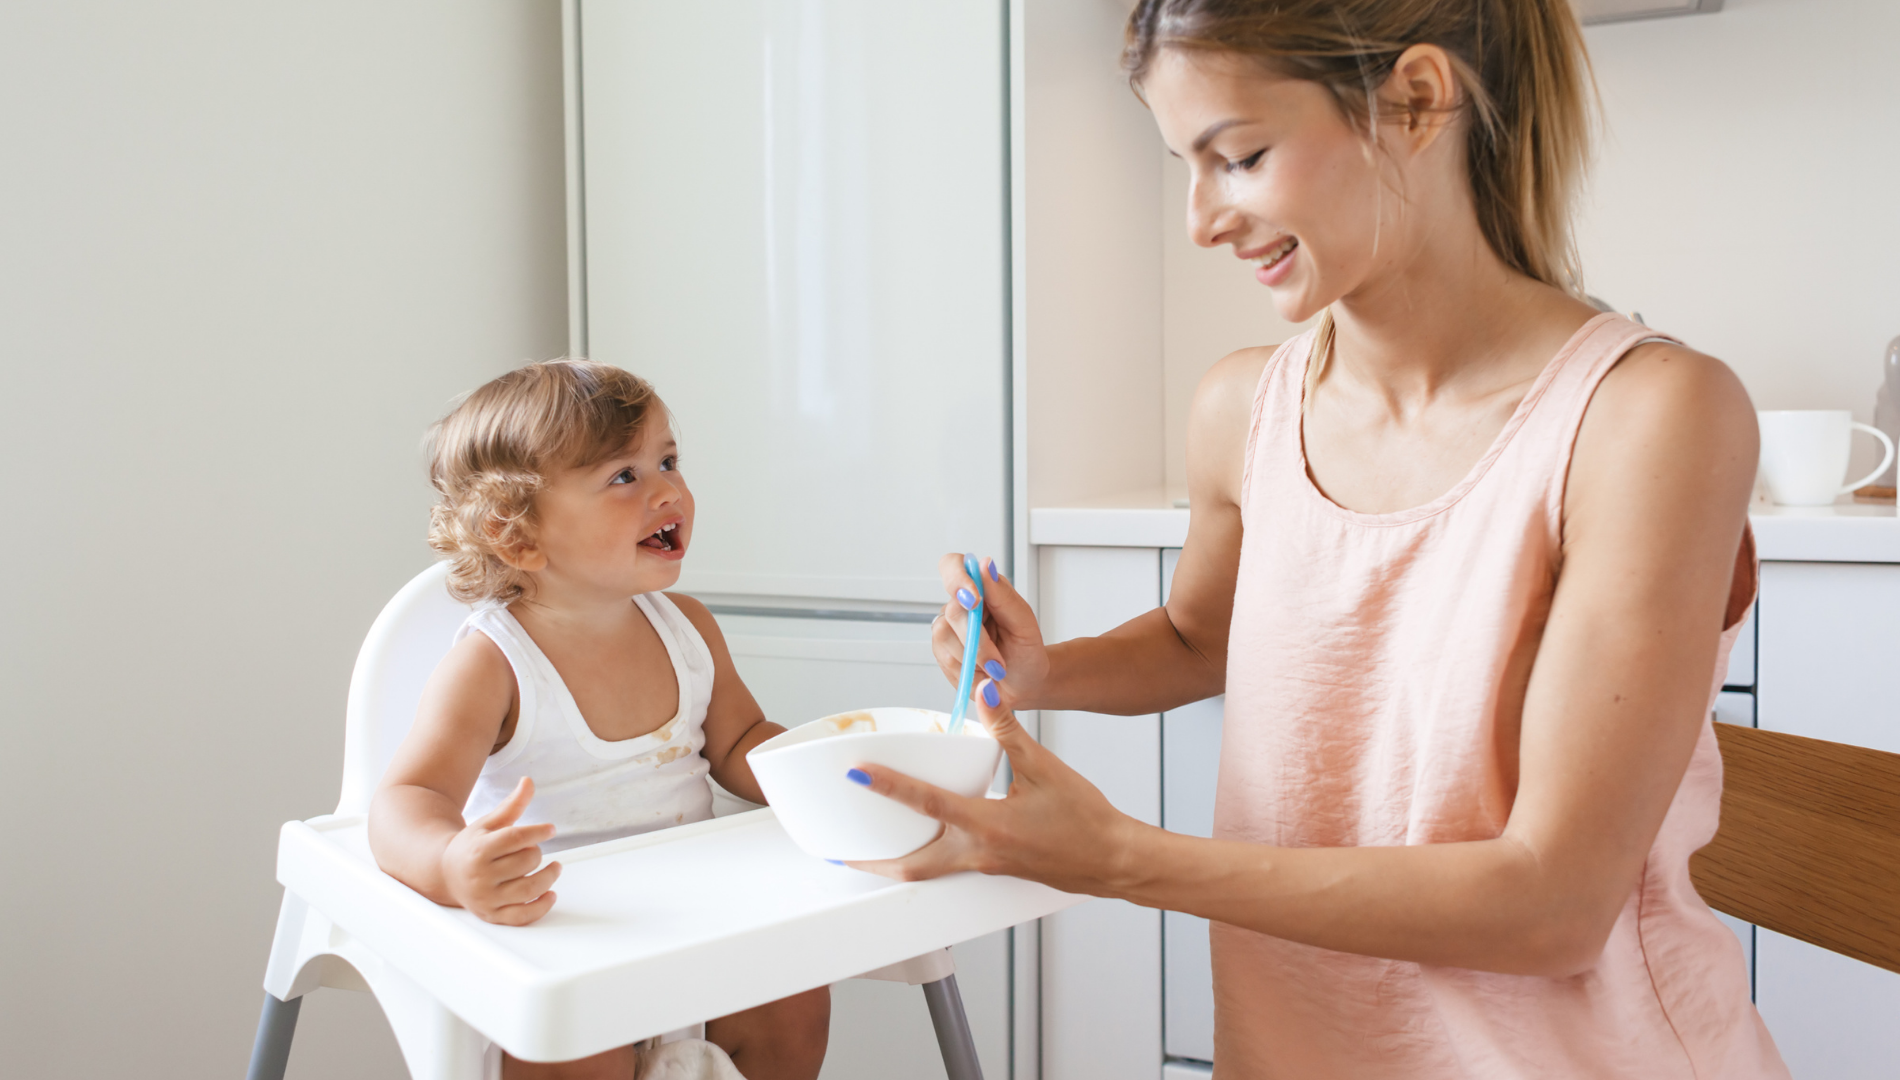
245,992,303,1080
921,974,982,1080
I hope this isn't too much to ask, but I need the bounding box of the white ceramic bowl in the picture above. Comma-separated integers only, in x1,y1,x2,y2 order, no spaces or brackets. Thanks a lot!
748,707,1001,861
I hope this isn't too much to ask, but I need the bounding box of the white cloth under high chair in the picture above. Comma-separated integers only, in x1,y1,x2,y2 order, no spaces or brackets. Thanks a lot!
457,593,716,854
640,1038,744,1080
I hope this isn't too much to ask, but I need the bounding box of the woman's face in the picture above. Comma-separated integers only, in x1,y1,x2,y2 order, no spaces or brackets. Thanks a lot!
1143,49,1399,325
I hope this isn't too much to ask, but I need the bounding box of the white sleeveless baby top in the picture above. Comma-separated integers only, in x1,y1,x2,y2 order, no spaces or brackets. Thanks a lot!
458,593,716,854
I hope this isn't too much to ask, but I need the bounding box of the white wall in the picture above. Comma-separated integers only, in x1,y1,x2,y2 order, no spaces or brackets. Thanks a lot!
0,4,568,1078
1022,0,1166,509
1578,0,1900,479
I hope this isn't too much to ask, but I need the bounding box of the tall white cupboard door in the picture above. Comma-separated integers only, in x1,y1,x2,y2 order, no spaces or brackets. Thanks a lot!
1160,547,1221,1063
1753,561,1900,1077
1036,546,1163,1080
580,2,1009,604
714,612,1009,1080
1161,694,1220,1064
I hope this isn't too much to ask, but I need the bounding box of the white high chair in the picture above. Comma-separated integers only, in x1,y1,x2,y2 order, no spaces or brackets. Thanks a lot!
245,561,998,1080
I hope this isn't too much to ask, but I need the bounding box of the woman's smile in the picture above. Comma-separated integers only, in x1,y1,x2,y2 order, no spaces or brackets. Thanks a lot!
1244,235,1300,285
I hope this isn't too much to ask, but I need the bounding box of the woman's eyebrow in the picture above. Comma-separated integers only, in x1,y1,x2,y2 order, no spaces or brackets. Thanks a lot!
1192,118,1249,152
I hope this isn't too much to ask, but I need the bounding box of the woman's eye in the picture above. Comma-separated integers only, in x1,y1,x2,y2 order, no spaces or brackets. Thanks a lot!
1225,150,1266,174
610,468,635,485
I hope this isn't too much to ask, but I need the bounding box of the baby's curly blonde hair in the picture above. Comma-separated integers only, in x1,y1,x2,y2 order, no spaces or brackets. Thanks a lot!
427,359,658,604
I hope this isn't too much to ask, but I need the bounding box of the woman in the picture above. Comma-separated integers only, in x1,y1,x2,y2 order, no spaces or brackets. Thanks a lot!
847,1,1786,1076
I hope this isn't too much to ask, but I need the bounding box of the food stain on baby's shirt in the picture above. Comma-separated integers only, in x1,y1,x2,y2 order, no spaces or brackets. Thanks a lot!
458,592,717,853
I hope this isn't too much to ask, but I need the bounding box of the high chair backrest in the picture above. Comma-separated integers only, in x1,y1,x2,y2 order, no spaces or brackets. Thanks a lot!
335,561,474,816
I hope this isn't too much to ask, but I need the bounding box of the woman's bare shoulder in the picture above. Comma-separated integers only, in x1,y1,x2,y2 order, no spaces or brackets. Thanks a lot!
1567,340,1758,541
1586,340,1755,451
1194,344,1280,417
1186,344,1283,509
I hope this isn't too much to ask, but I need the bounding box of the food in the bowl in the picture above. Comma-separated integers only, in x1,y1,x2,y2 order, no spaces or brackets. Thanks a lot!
823,711,878,735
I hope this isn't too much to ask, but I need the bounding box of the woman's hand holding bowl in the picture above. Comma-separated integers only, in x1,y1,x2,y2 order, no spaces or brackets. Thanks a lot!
850,554,1148,897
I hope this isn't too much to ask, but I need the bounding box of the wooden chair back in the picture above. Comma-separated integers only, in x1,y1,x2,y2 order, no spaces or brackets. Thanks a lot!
1691,723,1900,975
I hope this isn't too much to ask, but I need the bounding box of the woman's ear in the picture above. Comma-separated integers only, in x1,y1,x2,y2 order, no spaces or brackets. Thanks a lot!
1383,43,1460,153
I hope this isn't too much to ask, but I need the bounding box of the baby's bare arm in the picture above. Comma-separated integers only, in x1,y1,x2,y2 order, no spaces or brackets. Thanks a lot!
368,633,561,923
669,593,783,805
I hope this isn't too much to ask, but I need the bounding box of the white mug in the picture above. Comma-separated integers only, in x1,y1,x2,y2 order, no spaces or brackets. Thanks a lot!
1757,410,1896,507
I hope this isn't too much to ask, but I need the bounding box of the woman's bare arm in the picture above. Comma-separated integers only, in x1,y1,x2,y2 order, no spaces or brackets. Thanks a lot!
670,593,783,805
863,342,1758,977
930,347,1268,716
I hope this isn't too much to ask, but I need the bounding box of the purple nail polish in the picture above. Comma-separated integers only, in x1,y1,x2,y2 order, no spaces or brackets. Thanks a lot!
985,659,1007,681
982,681,1001,708
826,859,844,866
846,768,871,786
988,559,1001,583
957,587,977,610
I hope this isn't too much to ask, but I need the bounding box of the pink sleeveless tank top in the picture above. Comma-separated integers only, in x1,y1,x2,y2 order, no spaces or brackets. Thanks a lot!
1214,313,1787,1078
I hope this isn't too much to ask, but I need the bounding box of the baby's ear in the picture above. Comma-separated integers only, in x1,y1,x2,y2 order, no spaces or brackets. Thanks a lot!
485,517,547,573
495,543,548,573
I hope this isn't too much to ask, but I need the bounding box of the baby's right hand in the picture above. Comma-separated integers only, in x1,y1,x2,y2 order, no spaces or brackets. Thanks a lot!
441,776,562,925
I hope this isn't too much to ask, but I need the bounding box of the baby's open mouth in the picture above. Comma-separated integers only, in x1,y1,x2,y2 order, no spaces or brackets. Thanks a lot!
640,522,680,552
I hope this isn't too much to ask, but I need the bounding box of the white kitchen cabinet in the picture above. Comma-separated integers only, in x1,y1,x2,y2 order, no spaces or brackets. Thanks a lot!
1755,929,1900,1079
1036,546,1164,1080
1713,690,1756,729
1757,562,1900,751
1751,560,1900,1079
1725,602,1756,687
1160,695,1221,1064
1159,547,1221,1065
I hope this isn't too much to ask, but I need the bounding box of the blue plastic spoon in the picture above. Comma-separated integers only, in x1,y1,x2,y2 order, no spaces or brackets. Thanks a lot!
947,552,985,736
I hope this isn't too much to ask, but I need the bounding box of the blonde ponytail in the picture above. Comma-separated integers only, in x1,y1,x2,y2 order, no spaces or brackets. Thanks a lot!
1124,0,1595,294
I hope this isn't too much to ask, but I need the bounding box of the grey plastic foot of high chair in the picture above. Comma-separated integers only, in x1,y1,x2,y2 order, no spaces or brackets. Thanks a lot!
245,992,302,1080
921,974,983,1080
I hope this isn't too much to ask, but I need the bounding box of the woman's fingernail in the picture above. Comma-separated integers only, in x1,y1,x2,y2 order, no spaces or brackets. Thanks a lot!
981,680,1001,708
956,587,977,610
826,859,844,866
985,659,1007,681
846,768,871,786
988,558,1001,583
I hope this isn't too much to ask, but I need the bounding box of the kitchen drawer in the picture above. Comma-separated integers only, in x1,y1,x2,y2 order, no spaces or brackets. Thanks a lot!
1724,601,1756,688
1757,562,1900,751
1713,690,1754,728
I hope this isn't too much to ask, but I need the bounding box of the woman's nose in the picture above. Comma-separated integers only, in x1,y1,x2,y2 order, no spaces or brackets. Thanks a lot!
1186,174,1237,249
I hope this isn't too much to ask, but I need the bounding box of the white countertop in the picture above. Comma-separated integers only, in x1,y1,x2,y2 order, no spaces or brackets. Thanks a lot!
1031,492,1900,564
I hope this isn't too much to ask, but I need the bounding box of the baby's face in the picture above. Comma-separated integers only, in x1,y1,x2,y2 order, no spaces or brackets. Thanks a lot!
530,417,694,597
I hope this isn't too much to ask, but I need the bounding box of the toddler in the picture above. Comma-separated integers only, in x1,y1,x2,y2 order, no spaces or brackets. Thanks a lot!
369,360,829,1080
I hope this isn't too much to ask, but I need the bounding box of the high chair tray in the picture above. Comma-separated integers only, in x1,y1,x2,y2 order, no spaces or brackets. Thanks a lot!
274,808,1080,1062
